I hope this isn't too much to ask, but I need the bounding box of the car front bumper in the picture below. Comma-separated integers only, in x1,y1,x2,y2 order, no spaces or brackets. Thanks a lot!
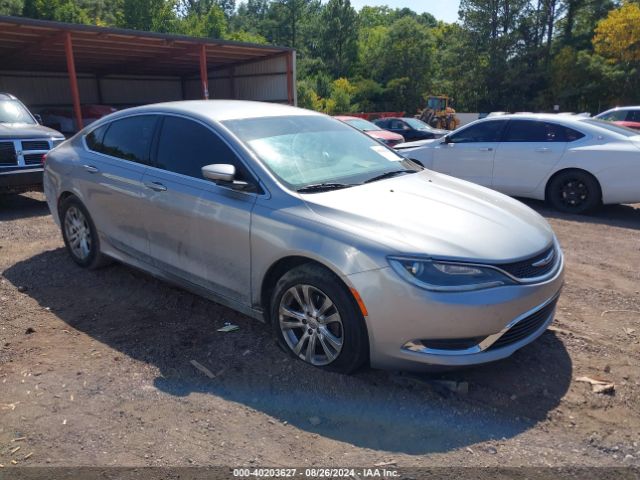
0,167,43,193
348,253,564,370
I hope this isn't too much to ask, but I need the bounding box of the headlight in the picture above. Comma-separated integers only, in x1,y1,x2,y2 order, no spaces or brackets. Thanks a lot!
388,256,515,292
52,138,65,148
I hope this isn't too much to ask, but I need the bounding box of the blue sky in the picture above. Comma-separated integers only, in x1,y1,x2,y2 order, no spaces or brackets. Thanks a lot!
349,0,461,23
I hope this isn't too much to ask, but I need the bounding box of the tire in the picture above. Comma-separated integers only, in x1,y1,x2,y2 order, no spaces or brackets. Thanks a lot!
59,196,110,269
547,170,601,214
270,264,369,374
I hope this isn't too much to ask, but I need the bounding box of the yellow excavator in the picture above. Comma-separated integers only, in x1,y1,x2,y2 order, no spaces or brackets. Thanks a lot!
418,95,460,131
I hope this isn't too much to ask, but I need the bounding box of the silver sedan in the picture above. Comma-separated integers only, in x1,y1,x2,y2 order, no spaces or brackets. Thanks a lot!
43,101,564,373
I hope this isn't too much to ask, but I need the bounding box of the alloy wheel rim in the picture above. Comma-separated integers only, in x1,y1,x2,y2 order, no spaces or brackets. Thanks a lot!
64,206,92,261
278,284,344,366
560,179,588,208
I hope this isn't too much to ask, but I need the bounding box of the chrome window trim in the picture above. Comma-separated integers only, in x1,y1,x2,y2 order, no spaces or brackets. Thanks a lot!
81,111,269,198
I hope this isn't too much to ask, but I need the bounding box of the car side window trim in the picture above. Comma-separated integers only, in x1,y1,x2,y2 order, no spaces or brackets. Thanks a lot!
147,112,265,196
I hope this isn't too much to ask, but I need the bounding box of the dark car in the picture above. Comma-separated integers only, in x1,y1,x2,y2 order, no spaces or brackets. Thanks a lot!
0,93,65,194
374,117,448,141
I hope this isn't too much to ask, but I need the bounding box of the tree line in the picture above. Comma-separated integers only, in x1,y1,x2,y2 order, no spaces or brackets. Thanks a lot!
2,0,639,114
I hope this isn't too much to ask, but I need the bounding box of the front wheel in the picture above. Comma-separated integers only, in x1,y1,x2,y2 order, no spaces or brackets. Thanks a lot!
547,170,601,214
270,264,369,374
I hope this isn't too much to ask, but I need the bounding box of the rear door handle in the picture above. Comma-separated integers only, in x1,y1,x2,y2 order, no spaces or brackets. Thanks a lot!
144,181,167,192
536,147,551,153
83,165,99,173
478,147,494,152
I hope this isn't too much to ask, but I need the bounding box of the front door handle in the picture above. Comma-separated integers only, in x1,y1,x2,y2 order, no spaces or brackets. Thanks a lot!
83,165,99,173
536,147,551,153
144,181,167,192
478,147,494,152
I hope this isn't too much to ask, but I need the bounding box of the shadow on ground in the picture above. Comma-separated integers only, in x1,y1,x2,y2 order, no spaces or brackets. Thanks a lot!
0,192,49,221
5,248,572,455
520,199,640,230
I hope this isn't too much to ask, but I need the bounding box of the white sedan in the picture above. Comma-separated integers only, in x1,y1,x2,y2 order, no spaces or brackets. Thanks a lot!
396,114,640,213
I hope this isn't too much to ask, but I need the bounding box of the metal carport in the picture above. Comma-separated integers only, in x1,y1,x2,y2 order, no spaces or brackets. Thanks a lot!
0,15,296,131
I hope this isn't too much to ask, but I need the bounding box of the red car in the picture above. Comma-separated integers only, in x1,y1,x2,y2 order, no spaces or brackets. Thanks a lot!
335,115,405,146
595,107,640,131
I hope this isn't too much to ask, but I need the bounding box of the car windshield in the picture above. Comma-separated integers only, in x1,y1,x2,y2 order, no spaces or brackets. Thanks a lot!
223,115,418,190
582,119,639,137
404,118,431,130
344,118,381,132
0,100,35,124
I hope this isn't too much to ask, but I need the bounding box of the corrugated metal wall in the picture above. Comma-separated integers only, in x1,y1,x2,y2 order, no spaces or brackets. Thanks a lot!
0,54,293,110
184,55,290,103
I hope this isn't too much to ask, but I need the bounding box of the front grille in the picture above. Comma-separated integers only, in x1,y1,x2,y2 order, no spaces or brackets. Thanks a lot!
487,298,558,351
0,142,17,166
22,140,49,151
494,246,557,280
23,153,44,165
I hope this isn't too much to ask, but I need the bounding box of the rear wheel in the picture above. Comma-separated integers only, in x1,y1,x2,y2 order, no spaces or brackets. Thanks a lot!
270,264,369,374
547,170,601,214
60,196,110,269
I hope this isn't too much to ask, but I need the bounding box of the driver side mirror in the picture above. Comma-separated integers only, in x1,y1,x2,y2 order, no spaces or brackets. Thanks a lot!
443,135,452,144
34,113,43,124
202,164,256,192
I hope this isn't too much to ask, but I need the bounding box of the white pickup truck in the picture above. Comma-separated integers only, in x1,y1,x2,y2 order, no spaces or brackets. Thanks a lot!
0,93,65,194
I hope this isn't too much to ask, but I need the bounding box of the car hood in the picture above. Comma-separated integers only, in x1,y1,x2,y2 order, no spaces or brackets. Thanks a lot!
366,130,404,141
303,171,554,262
0,123,64,140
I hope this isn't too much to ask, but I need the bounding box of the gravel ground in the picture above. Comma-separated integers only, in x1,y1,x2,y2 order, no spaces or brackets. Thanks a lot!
0,192,639,470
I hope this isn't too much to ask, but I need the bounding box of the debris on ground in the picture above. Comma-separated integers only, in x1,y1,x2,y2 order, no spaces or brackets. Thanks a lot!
25,327,35,334
190,360,216,379
576,376,615,394
217,323,240,333
391,373,469,395
374,460,397,467
601,309,640,317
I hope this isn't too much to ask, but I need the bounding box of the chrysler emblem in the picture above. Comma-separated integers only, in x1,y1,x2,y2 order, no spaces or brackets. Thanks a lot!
532,250,554,268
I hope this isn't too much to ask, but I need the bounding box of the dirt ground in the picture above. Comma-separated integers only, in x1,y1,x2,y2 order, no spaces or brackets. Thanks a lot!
1,192,639,470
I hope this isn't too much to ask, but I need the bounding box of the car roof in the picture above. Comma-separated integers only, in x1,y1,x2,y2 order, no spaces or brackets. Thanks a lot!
600,106,640,112
109,100,323,122
0,92,18,101
479,113,589,124
334,115,361,121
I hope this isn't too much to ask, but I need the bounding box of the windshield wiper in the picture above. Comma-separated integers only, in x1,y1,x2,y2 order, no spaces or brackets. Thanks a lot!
296,182,360,193
364,170,417,184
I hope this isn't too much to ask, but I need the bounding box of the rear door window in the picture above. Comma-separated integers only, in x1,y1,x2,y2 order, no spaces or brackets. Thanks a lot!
503,120,580,142
98,115,158,164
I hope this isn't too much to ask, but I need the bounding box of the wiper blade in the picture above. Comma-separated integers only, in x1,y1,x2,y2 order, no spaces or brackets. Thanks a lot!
296,182,360,193
364,170,417,184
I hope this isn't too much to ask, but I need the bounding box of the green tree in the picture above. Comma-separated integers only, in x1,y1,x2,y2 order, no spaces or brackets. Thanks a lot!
319,0,358,77
0,0,24,16
22,0,91,23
